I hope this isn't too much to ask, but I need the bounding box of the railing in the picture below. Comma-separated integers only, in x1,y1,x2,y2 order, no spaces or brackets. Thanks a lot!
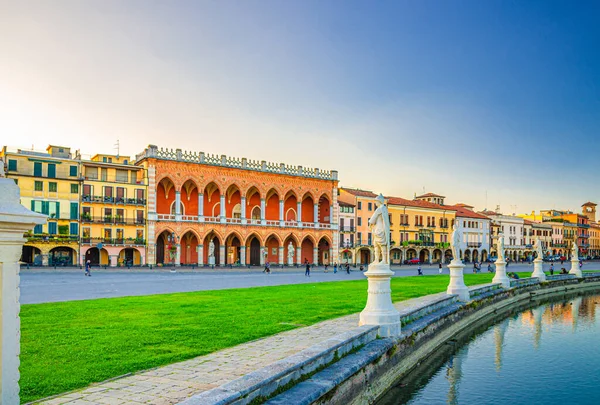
25,235,79,243
427,224,436,228
248,218,261,225
317,223,332,229
226,218,242,224
158,213,176,221
84,175,146,185
440,225,449,229
399,223,410,226
339,242,354,248
415,224,424,227
181,215,198,222
153,214,334,230
284,221,298,227
204,216,220,223
81,237,146,246
82,195,147,205
467,242,482,248
340,226,355,233
265,220,279,226
81,216,146,225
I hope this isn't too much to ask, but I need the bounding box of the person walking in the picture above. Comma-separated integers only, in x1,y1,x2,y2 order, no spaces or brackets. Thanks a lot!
417,265,423,276
333,262,338,274
305,260,310,277
487,263,493,273
346,263,350,274
263,261,269,273
85,259,91,276
438,262,443,274
550,263,554,275
324,263,329,273
266,261,271,275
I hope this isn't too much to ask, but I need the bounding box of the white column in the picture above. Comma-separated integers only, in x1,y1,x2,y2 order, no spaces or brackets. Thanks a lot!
110,255,118,267
313,247,318,265
241,197,247,224
260,247,266,265
0,177,46,403
240,246,246,266
175,191,181,221
197,245,204,266
296,246,302,266
278,246,284,265
175,244,181,266
279,199,284,227
493,257,510,288
314,203,319,225
220,195,226,223
297,201,302,226
532,257,546,281
260,199,266,225
219,245,226,266
198,193,204,222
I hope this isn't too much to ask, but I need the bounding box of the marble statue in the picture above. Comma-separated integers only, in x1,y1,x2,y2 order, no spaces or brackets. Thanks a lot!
208,240,215,257
368,194,390,264
534,237,543,260
572,241,578,259
450,224,461,262
497,233,505,261
287,241,294,264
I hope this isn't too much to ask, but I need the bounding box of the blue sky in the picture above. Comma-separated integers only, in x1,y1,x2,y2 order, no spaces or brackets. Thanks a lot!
1,1,599,213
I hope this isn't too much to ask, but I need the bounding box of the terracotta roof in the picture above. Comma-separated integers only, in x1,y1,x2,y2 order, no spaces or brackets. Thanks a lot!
415,192,445,199
340,188,377,198
338,200,355,207
455,203,474,209
479,209,499,216
387,196,455,211
582,202,597,207
447,205,490,220
523,219,534,225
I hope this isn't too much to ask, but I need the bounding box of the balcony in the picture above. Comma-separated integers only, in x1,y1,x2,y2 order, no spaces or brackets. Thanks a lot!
82,195,147,206
81,216,146,225
440,225,449,229
154,214,334,229
399,222,410,227
84,175,146,185
25,235,79,243
467,242,482,248
340,226,356,233
415,224,424,228
339,241,354,249
81,237,146,246
427,224,436,228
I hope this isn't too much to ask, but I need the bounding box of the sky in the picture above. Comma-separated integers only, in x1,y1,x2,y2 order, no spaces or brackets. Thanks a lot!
1,0,599,214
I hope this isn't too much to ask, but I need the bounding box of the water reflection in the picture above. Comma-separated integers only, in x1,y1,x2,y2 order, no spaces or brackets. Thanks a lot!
377,293,600,405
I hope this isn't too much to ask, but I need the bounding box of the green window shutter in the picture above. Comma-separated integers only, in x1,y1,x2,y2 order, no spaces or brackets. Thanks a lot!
48,222,57,235
48,164,56,178
70,203,78,219
31,200,35,211
8,160,17,171
55,202,60,219
34,162,42,177
70,165,77,176
42,201,49,215
70,223,79,236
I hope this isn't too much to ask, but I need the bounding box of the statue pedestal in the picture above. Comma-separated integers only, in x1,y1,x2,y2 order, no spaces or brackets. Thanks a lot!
288,258,294,267
208,256,215,266
493,259,511,288
359,262,401,337
446,260,470,301
531,258,546,281
569,258,582,277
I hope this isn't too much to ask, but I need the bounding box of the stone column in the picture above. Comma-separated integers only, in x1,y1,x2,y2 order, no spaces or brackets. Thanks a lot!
219,245,226,266
260,199,266,225
260,247,266,266
313,247,318,265
279,200,284,227
278,246,284,265
220,195,226,224
531,257,546,281
198,193,204,222
329,248,333,265
42,254,49,266
297,201,302,226
0,177,46,403
240,246,246,266
446,259,470,301
569,250,582,277
197,245,204,266
241,197,247,224
359,260,401,338
175,244,181,266
296,246,302,266
110,255,118,267
175,191,181,221
493,257,510,288
313,203,319,226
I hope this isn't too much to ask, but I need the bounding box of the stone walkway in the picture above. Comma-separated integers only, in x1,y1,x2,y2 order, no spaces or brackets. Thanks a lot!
36,291,459,405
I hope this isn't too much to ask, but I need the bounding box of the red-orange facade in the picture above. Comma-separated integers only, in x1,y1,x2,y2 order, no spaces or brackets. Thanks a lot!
136,145,339,267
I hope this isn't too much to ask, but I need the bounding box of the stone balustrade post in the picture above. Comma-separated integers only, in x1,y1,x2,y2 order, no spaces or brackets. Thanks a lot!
296,201,302,226
198,193,204,223
0,177,46,403
240,246,246,266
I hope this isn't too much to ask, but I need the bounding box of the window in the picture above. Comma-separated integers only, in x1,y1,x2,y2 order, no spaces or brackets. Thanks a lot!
70,202,78,219
49,182,57,192
367,233,372,245
83,227,90,240
70,165,78,176
70,223,78,236
368,202,372,211
137,210,144,224
85,167,98,180
116,209,124,223
358,217,362,226
116,169,128,183
48,202,60,219
8,159,17,171
116,187,125,202
48,222,57,235
357,232,362,244
136,189,145,201
104,228,112,242
358,202,362,210
71,184,78,194
34,224,43,234
34,181,43,191
136,230,144,241
47,163,56,178
34,162,42,177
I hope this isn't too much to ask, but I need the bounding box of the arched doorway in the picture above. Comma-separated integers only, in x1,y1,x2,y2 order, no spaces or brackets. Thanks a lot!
472,249,479,263
432,249,442,264
21,246,42,265
406,249,417,261
265,234,280,264
390,248,402,265
203,233,221,265
180,231,199,265
120,248,141,266
249,237,261,266
340,249,352,264
464,249,471,263
226,233,242,265
359,248,371,264
419,249,430,264
283,235,298,266
301,237,315,264
444,249,453,263
481,250,488,262
85,247,100,265
318,237,331,265
49,247,75,266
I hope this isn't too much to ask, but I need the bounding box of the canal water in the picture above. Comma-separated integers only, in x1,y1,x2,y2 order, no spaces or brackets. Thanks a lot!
378,293,600,405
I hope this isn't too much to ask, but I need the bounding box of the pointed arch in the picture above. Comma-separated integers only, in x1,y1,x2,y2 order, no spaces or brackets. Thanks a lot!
157,177,176,214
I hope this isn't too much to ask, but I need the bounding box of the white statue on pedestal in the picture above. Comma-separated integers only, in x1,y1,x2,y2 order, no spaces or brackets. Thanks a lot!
451,224,461,263
287,241,294,265
532,237,546,281
497,233,505,261
368,194,390,264
571,241,578,260
208,240,215,257
569,240,581,277
359,193,400,337
534,237,543,260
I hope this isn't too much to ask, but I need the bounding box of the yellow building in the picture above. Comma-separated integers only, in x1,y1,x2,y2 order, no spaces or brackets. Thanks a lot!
80,154,148,266
387,195,456,264
1,145,82,265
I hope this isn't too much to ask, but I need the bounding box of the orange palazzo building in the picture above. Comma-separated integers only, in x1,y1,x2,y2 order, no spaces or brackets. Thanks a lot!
135,145,339,267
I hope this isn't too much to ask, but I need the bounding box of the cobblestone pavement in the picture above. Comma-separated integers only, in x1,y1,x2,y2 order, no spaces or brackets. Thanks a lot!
38,313,362,404
19,262,560,304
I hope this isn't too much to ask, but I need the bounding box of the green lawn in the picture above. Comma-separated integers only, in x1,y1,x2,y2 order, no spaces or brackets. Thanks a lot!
19,272,520,402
